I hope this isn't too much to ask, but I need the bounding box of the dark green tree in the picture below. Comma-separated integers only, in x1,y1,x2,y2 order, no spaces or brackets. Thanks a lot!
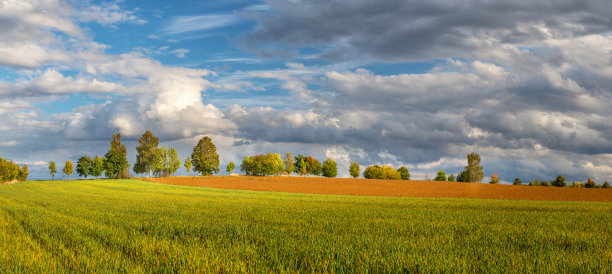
133,130,159,177
191,136,219,176
448,174,456,182
104,133,129,179
584,178,597,188
551,175,567,187
435,170,447,181
513,178,522,185
76,156,93,179
602,181,610,188
539,181,550,187
349,161,360,178
321,158,337,178
48,161,57,180
397,166,410,180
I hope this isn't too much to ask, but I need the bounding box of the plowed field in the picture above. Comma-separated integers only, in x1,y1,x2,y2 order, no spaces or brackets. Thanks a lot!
145,176,612,201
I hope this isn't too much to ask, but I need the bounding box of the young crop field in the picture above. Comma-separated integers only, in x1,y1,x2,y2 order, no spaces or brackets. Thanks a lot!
0,179,611,272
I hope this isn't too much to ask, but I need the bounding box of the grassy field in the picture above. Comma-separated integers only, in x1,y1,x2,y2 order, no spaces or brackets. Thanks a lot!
0,179,611,272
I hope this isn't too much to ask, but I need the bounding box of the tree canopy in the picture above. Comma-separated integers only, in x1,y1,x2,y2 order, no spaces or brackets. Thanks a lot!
397,167,410,180
104,133,129,179
363,165,401,180
321,158,337,178
191,136,220,176
91,156,105,178
241,153,284,176
48,161,57,180
459,152,484,183
349,161,360,178
63,161,74,180
76,156,93,179
133,130,159,177
153,146,181,177
435,170,446,181
0,157,28,183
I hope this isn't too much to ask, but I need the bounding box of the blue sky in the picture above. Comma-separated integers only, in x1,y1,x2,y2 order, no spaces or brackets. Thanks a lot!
2,0,612,183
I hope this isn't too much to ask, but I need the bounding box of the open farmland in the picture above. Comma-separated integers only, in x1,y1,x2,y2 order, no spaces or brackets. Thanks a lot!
146,176,612,202
0,179,611,272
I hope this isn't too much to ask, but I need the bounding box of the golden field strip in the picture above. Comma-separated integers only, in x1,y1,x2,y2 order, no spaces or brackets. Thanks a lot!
146,176,612,201
0,179,610,272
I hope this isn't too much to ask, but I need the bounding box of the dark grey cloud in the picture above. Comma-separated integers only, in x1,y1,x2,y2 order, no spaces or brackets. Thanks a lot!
241,0,612,61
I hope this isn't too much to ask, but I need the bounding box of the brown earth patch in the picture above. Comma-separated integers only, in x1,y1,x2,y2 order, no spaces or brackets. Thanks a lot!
144,176,612,202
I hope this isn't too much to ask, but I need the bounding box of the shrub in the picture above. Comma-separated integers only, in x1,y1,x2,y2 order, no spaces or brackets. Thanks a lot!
363,165,401,180
513,178,522,185
539,181,549,187
488,173,499,184
349,162,360,178
0,157,29,183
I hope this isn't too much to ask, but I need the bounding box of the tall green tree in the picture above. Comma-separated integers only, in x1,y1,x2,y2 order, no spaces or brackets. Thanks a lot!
91,156,104,178
63,161,74,180
226,161,235,174
460,152,484,183
184,155,192,175
48,161,57,180
104,133,129,179
397,166,410,180
435,170,447,181
284,152,295,174
153,146,181,177
191,136,219,176
321,158,337,178
349,161,360,178
551,175,567,187
76,156,93,179
133,130,159,177
448,174,456,182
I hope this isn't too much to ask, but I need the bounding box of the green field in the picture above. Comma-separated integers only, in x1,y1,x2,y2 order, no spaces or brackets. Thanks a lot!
0,179,610,272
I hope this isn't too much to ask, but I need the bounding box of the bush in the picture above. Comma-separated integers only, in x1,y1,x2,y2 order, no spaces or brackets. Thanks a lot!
241,153,284,176
513,178,522,185
528,179,539,186
539,181,549,187
0,157,28,183
363,165,401,180
349,162,360,178
488,173,499,184
321,158,337,178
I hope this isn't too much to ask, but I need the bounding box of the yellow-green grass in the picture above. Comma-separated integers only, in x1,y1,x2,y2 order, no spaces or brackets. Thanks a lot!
0,179,610,272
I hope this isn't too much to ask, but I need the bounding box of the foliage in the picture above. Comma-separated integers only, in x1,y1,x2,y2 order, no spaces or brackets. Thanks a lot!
584,178,597,188
48,161,57,180
0,158,28,183
460,152,484,183
513,178,522,185
539,181,549,187
241,153,284,176
63,161,74,180
1,179,610,272
104,133,129,179
551,175,567,187
571,181,582,188
184,156,192,175
448,174,455,182
191,136,220,176
349,161,360,178
91,156,105,178
133,130,159,177
226,162,235,173
363,165,401,180
76,156,93,179
153,147,181,177
284,152,295,174
602,181,610,188
435,170,447,181
294,155,322,176
397,166,410,180
488,173,500,184
456,170,467,182
321,158,337,178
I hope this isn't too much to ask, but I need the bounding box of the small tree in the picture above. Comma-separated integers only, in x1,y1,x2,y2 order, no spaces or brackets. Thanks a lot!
448,174,455,182
63,161,74,180
153,147,181,177
349,161,360,178
539,181,549,187
133,130,159,177
104,133,129,179
488,173,500,184
460,152,484,183
184,155,192,175
298,158,307,176
602,181,610,188
397,166,410,180
284,152,295,174
513,178,522,185
584,178,597,188
529,179,539,186
551,175,567,187
321,158,337,178
48,161,57,180
91,156,104,178
76,156,93,179
226,161,235,174
191,136,220,176
435,170,447,181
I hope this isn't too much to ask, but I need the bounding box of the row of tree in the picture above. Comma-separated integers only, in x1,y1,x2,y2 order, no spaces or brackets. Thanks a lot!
0,157,28,183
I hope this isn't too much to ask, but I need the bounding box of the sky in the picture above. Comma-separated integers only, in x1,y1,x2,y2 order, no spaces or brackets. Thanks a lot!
1,0,612,182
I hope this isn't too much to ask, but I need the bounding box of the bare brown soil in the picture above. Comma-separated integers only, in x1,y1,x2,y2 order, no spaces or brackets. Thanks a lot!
144,176,612,202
